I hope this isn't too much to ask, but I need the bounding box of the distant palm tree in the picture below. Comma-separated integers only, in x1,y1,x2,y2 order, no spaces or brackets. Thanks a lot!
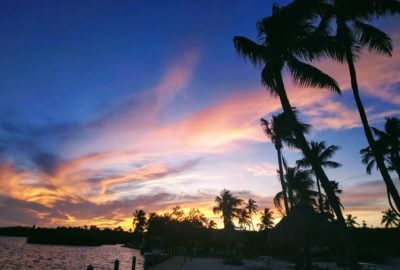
261,111,309,215
258,208,274,231
285,166,316,208
361,117,400,180
381,209,400,228
238,209,251,230
213,189,243,230
297,141,341,212
345,214,359,228
132,209,147,234
306,0,400,212
234,2,348,235
245,199,258,231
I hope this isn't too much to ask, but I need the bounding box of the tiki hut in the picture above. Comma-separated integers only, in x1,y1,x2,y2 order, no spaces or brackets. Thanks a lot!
268,204,338,269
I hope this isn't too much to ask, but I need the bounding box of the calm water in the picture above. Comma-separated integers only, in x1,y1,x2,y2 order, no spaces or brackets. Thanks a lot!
0,236,144,270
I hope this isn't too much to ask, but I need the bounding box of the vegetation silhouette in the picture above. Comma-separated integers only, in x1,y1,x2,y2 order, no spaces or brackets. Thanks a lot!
213,189,243,230
297,141,342,213
361,117,400,180
261,110,309,215
233,3,356,263
245,198,258,231
298,0,400,214
381,209,400,228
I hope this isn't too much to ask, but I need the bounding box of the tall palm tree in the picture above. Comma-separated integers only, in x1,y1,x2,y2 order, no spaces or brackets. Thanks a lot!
260,114,290,215
258,208,274,231
361,117,400,180
345,214,359,228
261,111,309,215
305,0,400,212
297,141,342,212
233,2,348,233
234,3,357,264
245,198,258,231
213,189,243,230
381,209,400,228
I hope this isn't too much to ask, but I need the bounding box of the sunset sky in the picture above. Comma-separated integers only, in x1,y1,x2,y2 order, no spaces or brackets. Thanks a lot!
0,0,399,229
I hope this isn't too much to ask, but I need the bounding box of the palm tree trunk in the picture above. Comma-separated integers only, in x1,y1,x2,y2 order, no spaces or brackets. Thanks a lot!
250,216,256,231
277,148,290,214
345,47,400,213
275,73,358,268
316,176,324,213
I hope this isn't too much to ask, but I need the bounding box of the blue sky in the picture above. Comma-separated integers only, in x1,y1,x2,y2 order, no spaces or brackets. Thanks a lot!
0,0,399,228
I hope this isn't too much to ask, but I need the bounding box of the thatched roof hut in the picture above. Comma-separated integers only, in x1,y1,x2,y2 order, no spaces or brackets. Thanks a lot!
268,204,338,248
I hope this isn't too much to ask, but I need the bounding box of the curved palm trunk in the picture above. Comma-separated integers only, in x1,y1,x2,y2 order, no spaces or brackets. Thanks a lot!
275,73,358,267
277,147,290,214
345,47,400,213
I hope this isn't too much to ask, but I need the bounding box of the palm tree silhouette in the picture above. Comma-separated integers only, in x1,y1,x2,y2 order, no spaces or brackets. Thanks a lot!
233,2,348,237
305,0,400,212
245,198,258,231
361,117,400,180
261,110,309,215
260,115,290,215
213,189,243,230
238,209,251,230
381,209,400,228
345,214,359,228
258,208,274,231
132,209,147,234
297,141,342,213
285,166,317,208
319,180,344,221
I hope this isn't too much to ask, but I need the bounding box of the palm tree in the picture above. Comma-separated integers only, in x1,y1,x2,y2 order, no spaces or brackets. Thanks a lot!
361,117,400,180
297,141,342,212
285,166,317,208
261,111,309,215
213,189,243,230
233,2,349,237
245,199,258,231
258,208,274,231
345,214,359,228
238,209,251,230
381,209,400,228
261,116,290,216
306,0,400,212
132,209,147,234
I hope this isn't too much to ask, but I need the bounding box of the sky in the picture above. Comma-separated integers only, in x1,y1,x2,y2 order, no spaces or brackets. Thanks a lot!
0,0,399,229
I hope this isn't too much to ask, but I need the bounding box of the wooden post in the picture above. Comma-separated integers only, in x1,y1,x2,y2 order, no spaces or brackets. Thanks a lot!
86,265,94,270
114,259,120,270
132,256,136,270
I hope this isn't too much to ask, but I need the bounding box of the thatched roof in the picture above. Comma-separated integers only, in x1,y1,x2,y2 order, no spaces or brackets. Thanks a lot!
268,204,338,247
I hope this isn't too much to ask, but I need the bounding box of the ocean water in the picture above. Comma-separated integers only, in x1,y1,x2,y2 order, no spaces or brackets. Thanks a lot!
0,236,144,270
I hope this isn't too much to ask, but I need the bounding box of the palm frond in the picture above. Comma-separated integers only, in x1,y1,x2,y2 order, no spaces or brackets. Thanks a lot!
233,36,266,66
261,65,279,94
353,20,392,56
286,56,341,94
